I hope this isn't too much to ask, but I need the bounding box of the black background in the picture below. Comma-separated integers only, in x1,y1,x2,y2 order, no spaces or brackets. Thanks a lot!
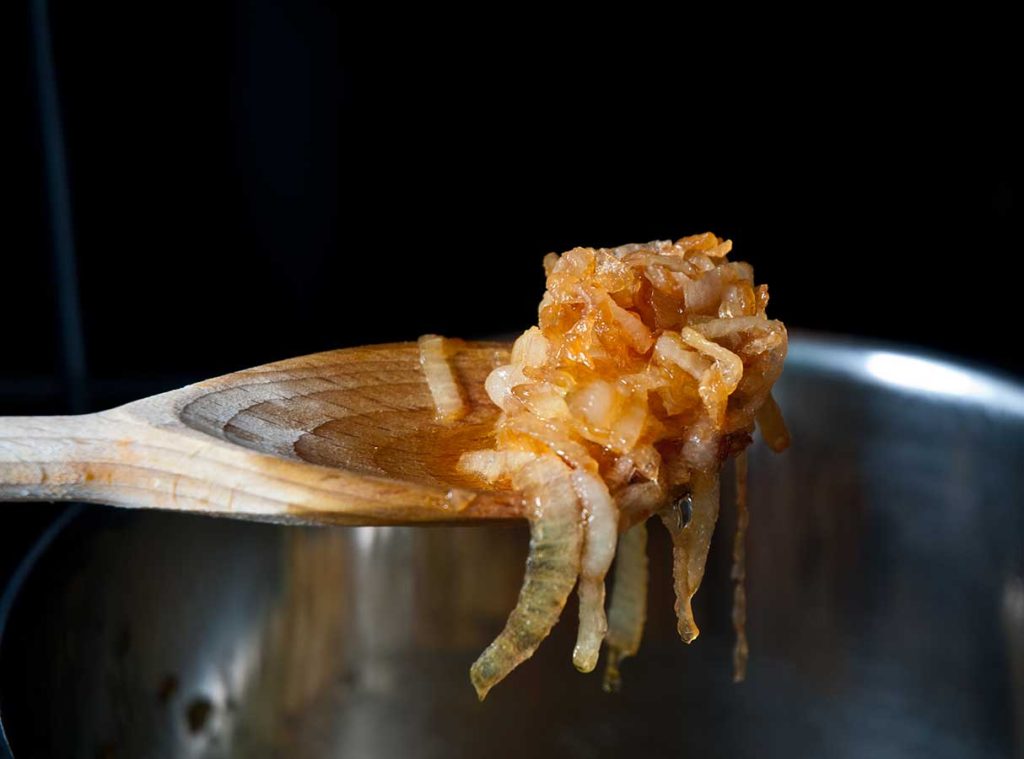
4,5,1021,573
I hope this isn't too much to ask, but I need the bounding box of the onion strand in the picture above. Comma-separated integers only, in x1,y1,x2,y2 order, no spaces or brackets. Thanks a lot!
659,470,721,643
470,456,583,700
755,393,790,452
732,451,750,682
571,470,619,673
603,521,649,692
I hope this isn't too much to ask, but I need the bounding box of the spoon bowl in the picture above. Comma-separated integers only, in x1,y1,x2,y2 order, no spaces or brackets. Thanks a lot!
0,342,523,525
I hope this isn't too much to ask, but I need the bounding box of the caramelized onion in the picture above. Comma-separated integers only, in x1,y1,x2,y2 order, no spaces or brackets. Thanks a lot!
454,233,788,695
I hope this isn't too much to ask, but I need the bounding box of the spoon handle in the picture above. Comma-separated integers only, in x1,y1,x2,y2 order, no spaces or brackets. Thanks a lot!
0,412,520,526
0,414,108,503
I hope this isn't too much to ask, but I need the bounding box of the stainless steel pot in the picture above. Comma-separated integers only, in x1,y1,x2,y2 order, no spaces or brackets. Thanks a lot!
2,334,1022,758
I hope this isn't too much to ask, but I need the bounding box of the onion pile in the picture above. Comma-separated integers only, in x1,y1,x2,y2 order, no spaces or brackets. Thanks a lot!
457,233,789,698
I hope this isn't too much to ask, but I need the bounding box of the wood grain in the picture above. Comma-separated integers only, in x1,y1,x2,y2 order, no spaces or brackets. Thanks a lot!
0,342,525,525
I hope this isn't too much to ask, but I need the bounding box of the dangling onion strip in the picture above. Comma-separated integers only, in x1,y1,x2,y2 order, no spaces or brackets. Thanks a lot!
570,470,619,673
659,470,721,643
755,393,790,452
470,456,583,700
731,451,750,682
603,521,649,692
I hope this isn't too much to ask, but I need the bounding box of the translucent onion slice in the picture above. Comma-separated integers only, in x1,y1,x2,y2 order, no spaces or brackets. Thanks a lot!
680,328,744,428
510,326,550,369
732,451,750,682
692,315,784,341
676,232,720,252
570,470,619,673
608,396,648,454
512,381,571,421
686,252,717,272
755,392,791,452
603,521,649,692
457,450,538,485
483,365,516,411
680,271,723,315
654,332,710,380
418,334,467,422
600,294,654,353
718,282,757,318
622,251,696,274
641,261,690,297
566,379,618,429
680,417,722,473
659,470,721,643
470,456,584,700
680,327,744,391
499,414,599,473
703,239,734,258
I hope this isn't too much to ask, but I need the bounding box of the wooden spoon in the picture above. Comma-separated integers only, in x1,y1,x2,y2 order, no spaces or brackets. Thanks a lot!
0,341,526,525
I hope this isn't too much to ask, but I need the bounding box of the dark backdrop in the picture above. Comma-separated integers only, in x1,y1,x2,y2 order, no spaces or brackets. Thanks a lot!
4,5,1020,569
